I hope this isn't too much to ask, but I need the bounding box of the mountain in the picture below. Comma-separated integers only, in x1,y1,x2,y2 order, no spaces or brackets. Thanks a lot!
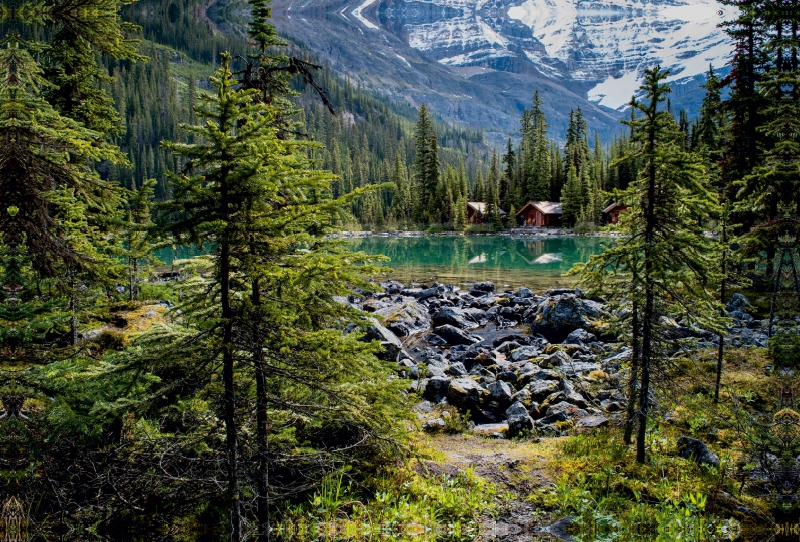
262,0,733,139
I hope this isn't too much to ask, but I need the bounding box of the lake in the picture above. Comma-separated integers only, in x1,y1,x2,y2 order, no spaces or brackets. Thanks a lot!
344,235,611,291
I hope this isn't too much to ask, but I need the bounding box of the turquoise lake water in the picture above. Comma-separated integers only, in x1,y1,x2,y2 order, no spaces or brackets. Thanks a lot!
154,235,611,292
345,235,611,291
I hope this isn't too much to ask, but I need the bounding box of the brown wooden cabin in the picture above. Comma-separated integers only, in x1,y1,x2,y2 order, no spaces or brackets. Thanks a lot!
602,202,628,224
467,202,506,224
516,201,563,227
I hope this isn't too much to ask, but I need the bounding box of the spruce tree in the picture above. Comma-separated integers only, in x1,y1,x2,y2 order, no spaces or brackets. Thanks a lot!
574,67,723,463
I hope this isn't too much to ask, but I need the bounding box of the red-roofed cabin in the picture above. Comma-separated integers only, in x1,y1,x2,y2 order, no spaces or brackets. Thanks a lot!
602,202,628,224
516,201,563,227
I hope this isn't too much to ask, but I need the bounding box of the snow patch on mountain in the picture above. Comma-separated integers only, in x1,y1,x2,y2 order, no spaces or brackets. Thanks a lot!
505,0,737,109
352,0,380,30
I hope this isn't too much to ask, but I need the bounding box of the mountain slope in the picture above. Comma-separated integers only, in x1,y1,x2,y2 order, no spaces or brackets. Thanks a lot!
267,0,623,140
265,0,733,138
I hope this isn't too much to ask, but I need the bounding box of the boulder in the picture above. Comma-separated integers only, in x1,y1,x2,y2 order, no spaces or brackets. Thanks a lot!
726,293,751,312
540,401,588,425
529,294,605,343
425,333,448,346
375,299,431,336
380,280,405,294
677,437,720,468
576,416,609,429
403,286,445,300
510,345,542,362
413,401,433,413
516,287,535,298
432,307,487,329
487,380,514,408
422,418,446,431
365,319,404,360
472,423,509,438
433,325,482,345
426,365,447,378
423,377,451,402
446,362,468,376
505,401,535,438
473,281,496,293
517,369,556,387
539,350,571,368
448,377,489,408
557,361,602,376
560,379,589,408
523,379,561,401
563,328,598,346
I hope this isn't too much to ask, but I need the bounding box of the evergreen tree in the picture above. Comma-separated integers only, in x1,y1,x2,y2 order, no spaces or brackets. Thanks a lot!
574,67,723,463
560,165,583,226
413,104,439,222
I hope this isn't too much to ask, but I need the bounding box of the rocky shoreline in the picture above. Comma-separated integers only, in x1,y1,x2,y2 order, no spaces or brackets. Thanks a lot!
326,227,615,239
344,281,768,439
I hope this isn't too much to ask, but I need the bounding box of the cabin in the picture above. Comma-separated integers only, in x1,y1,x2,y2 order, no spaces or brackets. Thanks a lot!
466,202,507,224
516,201,563,227
602,202,628,224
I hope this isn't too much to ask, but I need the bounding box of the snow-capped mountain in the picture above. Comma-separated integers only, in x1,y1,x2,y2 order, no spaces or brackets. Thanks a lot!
267,0,735,137
378,0,734,109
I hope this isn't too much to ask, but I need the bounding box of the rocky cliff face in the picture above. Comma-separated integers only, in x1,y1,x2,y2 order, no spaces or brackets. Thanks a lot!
266,0,733,137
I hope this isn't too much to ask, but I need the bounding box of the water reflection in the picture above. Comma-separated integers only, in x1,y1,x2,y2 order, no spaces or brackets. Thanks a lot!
346,235,608,290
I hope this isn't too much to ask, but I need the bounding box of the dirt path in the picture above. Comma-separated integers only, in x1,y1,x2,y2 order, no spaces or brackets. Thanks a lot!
422,434,571,541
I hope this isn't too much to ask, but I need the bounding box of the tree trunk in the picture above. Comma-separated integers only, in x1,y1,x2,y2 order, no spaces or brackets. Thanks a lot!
221,195,241,540
252,279,270,541
637,99,658,465
715,222,726,403
624,299,639,445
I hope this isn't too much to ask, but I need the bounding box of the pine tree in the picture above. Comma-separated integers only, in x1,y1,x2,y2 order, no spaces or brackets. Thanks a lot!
560,165,583,226
574,67,723,463
413,104,439,222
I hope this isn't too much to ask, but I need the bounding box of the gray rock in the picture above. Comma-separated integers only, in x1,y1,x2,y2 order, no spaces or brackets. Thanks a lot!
677,436,720,468
472,423,509,438
365,319,404,360
576,416,609,429
446,362,468,376
601,400,624,412
539,350,572,368
510,345,542,362
728,310,753,322
448,377,489,408
375,299,431,336
505,401,535,437
524,379,561,401
557,361,602,376
432,307,487,329
413,401,433,413
380,280,405,294
473,281,496,293
422,418,446,431
488,380,514,406
518,368,561,386
726,293,751,312
426,365,448,378
425,333,448,346
563,328,598,346
433,324,482,345
540,401,588,424
423,377,451,402
560,379,589,408
529,294,605,342
516,287,535,298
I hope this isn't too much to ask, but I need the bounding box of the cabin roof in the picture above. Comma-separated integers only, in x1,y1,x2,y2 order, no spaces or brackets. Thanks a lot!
516,201,563,216
467,201,507,215
602,202,627,214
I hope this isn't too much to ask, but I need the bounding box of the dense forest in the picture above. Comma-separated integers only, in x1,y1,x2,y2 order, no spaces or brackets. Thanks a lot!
1,0,799,540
